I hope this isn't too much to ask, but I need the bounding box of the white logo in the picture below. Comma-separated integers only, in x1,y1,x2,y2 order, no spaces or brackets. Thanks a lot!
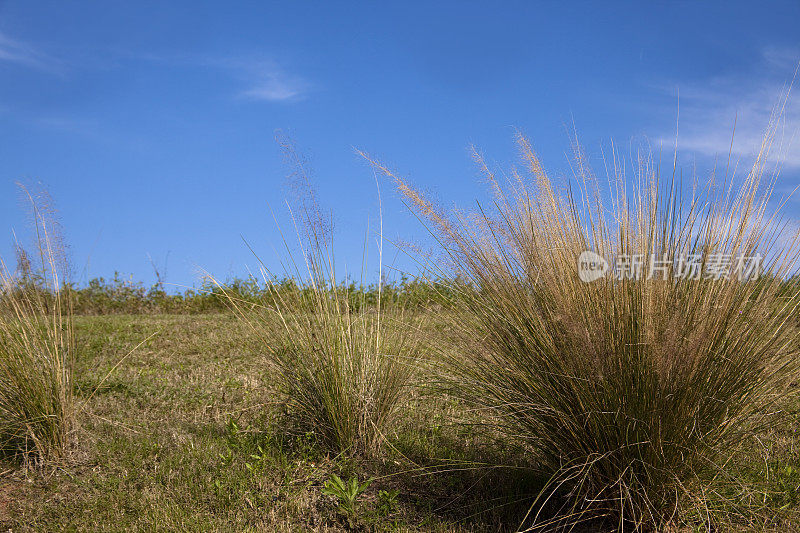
578,251,609,282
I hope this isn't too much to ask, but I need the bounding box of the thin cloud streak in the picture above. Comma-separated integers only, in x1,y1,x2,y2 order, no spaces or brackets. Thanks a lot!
138,53,311,102
0,31,62,73
223,58,310,102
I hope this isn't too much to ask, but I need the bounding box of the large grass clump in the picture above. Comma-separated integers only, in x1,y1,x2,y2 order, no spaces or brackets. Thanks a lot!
0,188,74,464
367,126,800,529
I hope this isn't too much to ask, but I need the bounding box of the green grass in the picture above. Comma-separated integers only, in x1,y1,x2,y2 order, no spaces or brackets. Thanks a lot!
0,315,496,531
0,313,796,531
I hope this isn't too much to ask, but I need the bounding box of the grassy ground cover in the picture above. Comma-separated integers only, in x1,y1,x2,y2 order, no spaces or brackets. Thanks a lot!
0,313,797,531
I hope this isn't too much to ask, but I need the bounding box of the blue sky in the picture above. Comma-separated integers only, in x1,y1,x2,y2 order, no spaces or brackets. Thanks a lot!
1,1,799,290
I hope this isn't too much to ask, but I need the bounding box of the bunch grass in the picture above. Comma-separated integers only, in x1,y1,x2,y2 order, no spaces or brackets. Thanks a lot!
0,186,74,464
366,117,800,529
215,145,425,457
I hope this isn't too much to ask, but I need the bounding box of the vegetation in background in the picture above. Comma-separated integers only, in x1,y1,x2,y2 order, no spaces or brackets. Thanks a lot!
61,273,451,315
0,186,74,464
368,121,800,530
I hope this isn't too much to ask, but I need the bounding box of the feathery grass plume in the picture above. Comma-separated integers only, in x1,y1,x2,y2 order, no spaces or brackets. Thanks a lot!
364,116,800,529
0,184,74,464
212,139,425,457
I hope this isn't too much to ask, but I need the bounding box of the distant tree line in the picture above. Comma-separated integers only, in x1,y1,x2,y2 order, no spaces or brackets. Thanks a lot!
0,271,455,315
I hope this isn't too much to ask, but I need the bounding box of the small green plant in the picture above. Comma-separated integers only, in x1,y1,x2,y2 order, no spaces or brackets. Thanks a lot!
322,473,372,516
244,445,269,473
218,449,233,467
771,462,800,509
376,488,400,516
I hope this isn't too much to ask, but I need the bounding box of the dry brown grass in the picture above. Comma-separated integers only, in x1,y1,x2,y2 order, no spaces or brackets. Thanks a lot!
214,140,428,457
366,115,800,530
0,185,74,464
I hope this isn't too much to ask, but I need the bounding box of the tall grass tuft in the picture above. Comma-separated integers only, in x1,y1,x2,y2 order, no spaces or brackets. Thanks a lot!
215,143,424,457
0,186,74,464
365,121,800,529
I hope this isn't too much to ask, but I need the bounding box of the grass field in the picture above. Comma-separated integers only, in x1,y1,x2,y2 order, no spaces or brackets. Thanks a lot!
0,313,797,532
0,314,534,531
3,132,800,531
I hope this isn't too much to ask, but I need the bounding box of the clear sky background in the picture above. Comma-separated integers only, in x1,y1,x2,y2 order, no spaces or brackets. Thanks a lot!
1,1,799,290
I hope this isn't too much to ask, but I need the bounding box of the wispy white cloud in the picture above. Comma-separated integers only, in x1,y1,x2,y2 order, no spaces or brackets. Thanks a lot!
32,115,100,133
763,46,800,71
222,58,309,102
139,53,310,102
654,47,800,169
0,31,62,73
